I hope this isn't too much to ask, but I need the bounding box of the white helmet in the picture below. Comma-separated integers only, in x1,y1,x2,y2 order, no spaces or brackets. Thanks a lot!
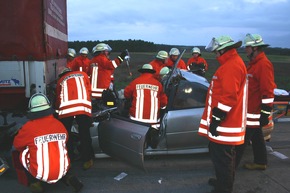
169,48,180,56
79,47,89,55
67,48,76,57
59,67,72,76
191,47,201,54
92,43,112,54
27,93,54,119
243,33,269,47
138,64,156,73
28,93,50,113
205,35,242,52
160,67,170,76
156,50,169,60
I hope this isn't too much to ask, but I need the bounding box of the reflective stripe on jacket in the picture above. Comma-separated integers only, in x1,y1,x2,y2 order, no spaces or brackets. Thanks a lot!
66,59,75,70
198,49,248,145
89,54,121,99
187,56,208,70
73,55,91,75
124,73,168,125
246,52,276,128
13,115,70,184
56,71,92,119
167,58,187,70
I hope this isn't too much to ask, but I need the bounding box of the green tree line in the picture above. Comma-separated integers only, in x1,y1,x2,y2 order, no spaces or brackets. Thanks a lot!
68,39,290,55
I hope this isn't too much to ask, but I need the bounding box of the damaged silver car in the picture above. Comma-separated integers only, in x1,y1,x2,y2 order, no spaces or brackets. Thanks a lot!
89,65,274,169
90,69,210,169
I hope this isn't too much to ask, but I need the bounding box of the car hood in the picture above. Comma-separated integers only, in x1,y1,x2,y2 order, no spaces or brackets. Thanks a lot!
174,69,209,87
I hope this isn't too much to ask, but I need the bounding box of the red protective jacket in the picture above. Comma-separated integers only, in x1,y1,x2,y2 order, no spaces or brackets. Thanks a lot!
13,115,70,184
72,55,91,75
124,73,168,125
150,59,167,74
167,58,187,70
198,49,248,145
66,58,75,70
246,52,276,128
55,71,92,119
187,56,208,70
89,54,122,99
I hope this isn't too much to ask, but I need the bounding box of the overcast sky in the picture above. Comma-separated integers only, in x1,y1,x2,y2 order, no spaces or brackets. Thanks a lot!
67,0,290,48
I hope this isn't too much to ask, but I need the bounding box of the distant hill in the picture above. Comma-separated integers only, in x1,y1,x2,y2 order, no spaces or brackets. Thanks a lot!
68,39,290,56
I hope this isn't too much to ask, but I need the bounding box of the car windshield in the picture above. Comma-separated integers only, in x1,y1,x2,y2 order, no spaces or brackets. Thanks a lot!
171,79,207,110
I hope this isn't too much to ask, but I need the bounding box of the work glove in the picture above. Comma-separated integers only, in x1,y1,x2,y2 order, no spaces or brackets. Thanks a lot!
53,109,59,119
102,88,116,107
189,62,197,68
90,62,98,67
209,107,227,137
260,104,272,127
200,63,206,70
118,50,128,62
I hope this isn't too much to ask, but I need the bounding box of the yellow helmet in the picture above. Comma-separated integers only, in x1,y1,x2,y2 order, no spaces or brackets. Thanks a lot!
27,93,54,119
191,47,201,54
58,67,72,77
160,67,170,76
206,35,242,52
28,93,50,112
169,48,180,56
67,48,76,57
156,50,169,59
79,47,89,55
92,43,112,53
243,33,269,47
138,64,156,73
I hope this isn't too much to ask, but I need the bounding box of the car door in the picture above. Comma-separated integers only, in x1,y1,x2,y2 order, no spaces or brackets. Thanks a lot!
98,114,150,169
165,78,209,149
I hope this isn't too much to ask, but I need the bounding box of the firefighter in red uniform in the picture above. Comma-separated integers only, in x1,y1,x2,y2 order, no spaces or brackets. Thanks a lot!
124,64,168,148
235,33,276,170
187,47,208,77
13,93,83,193
66,48,76,69
71,47,91,75
198,35,248,193
150,50,169,78
166,48,187,70
89,43,128,107
55,68,94,170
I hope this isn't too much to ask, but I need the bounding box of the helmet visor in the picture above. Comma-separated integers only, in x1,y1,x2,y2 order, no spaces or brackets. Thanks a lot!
205,37,233,52
105,44,112,52
244,33,264,47
205,38,220,51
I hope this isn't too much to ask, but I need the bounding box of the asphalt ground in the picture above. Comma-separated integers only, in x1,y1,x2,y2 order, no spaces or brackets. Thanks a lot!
0,114,290,193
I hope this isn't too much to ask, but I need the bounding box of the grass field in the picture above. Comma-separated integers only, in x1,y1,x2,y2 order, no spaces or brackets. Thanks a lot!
111,52,290,92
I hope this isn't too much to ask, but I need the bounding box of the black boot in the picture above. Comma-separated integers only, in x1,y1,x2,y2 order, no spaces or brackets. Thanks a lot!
149,128,159,149
208,178,217,187
66,175,83,192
